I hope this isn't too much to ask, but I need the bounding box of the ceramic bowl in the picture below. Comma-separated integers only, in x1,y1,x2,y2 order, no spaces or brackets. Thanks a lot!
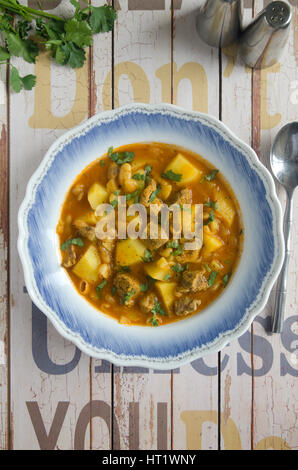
18,103,284,369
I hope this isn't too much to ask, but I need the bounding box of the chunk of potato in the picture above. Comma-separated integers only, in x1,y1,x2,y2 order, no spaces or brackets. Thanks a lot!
72,245,101,283
155,281,177,312
215,193,235,226
202,232,224,256
88,182,109,210
164,153,202,185
76,212,98,226
116,238,147,266
144,257,171,281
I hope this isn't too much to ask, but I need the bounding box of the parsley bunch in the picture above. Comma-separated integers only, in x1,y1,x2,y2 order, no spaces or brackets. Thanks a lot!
0,0,116,92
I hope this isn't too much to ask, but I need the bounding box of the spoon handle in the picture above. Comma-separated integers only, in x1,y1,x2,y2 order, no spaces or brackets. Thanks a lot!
271,192,293,333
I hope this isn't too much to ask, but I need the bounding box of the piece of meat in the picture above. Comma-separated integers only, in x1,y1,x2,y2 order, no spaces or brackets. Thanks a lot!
176,249,201,263
139,292,158,314
179,270,209,292
62,244,77,268
113,273,140,306
171,188,192,206
142,222,169,251
174,296,201,316
140,179,159,207
73,220,96,242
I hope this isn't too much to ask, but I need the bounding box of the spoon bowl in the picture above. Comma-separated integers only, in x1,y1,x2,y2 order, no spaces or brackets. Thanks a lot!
270,122,298,192
270,121,298,333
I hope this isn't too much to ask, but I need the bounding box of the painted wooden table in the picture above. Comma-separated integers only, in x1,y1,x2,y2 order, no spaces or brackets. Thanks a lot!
0,0,297,450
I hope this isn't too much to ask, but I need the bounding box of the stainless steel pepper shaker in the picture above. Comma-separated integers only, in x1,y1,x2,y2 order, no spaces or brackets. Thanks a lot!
196,0,242,48
238,1,292,69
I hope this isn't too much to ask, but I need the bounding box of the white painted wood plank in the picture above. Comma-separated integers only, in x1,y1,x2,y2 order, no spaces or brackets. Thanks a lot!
0,61,9,450
9,1,91,449
112,1,172,450
172,0,220,451
219,3,253,450
252,0,298,450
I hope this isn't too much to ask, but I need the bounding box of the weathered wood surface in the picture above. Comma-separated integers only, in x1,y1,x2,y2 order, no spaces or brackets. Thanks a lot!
0,0,297,449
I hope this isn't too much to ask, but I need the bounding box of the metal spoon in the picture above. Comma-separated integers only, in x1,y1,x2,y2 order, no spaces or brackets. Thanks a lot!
270,122,298,333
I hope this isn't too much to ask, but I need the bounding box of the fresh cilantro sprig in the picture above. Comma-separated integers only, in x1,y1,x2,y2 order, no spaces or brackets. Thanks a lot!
0,0,117,92
161,169,182,182
61,237,84,251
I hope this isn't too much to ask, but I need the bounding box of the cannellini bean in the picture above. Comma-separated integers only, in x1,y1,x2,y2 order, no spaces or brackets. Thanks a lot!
98,263,111,279
119,163,139,193
106,178,119,194
72,184,85,201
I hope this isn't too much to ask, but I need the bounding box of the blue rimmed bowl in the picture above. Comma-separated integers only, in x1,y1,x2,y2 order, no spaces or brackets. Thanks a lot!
18,103,284,369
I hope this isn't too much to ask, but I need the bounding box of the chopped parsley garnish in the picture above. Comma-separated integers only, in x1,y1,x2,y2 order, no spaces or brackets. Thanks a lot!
203,210,215,225
166,240,180,249
108,146,135,165
100,159,105,167
140,282,150,292
205,264,211,272
200,169,219,182
119,265,131,273
123,289,135,305
148,184,161,203
111,286,117,296
146,274,157,284
208,270,218,287
150,317,159,327
61,237,84,251
161,169,182,182
151,301,167,317
166,240,183,256
173,244,183,256
110,199,118,209
163,273,171,281
204,200,218,210
239,228,243,235
171,263,188,273
142,249,154,263
144,165,152,184
222,272,232,287
126,186,142,203
96,280,107,299
132,172,145,181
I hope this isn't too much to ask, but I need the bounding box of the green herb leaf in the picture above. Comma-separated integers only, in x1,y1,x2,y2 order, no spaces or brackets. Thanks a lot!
65,18,93,48
171,263,188,273
222,271,232,287
142,249,154,263
6,33,38,63
89,5,117,34
203,210,214,225
150,316,159,327
119,265,131,273
204,200,218,210
173,244,183,256
140,282,149,292
61,237,84,251
132,172,145,181
163,273,171,281
166,240,179,249
111,285,117,296
108,149,135,165
161,169,182,182
205,264,211,273
148,184,161,203
208,270,218,287
0,46,10,61
96,280,107,299
151,301,167,316
123,289,135,305
201,169,219,182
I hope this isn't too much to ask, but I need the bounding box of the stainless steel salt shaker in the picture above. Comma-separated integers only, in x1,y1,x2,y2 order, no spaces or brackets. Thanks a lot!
196,0,241,48
238,1,292,69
